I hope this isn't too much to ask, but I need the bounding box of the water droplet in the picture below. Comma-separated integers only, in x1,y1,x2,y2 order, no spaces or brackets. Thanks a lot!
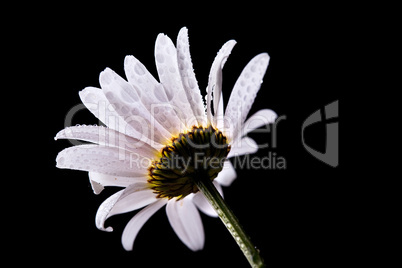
153,85,168,102
105,92,115,101
188,78,196,89
84,92,96,103
217,209,223,216
166,46,173,55
156,54,164,63
164,86,175,101
134,63,145,76
120,105,129,115
58,157,65,165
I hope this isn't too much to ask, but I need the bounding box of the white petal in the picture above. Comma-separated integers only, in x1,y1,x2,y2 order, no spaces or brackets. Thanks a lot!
215,160,237,187
155,33,196,129
216,92,225,131
193,192,216,217
88,172,148,194
122,199,167,251
206,40,237,126
228,137,258,158
166,197,205,251
110,185,158,216
95,182,157,231
89,178,104,195
176,27,206,126
225,53,270,141
95,189,123,232
78,86,119,127
79,87,164,150
124,55,160,95
193,181,224,217
241,109,277,139
124,55,183,135
79,87,135,139
214,181,224,196
56,145,149,177
99,68,171,144
55,125,160,159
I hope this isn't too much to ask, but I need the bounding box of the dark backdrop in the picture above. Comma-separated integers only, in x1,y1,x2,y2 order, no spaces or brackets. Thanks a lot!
42,6,349,268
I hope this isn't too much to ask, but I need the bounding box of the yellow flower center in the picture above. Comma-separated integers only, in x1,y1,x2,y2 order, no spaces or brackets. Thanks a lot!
148,125,230,200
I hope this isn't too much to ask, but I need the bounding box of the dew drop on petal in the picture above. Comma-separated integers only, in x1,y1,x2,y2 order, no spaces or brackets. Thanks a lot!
153,85,167,102
84,93,96,103
164,87,174,101
134,63,145,76
165,46,173,55
120,105,129,115
156,54,165,63
188,78,196,89
105,92,114,101
58,157,65,165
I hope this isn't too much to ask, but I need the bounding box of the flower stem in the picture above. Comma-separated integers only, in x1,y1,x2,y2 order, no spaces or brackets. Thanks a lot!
194,175,266,268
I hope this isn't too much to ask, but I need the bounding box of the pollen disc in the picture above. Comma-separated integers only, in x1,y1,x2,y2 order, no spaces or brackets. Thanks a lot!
148,125,230,200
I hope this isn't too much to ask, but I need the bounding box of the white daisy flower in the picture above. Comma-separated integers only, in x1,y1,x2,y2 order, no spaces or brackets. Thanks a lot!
55,27,276,257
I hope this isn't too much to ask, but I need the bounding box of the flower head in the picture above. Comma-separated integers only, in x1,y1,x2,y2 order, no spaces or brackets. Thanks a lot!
148,125,231,200
55,27,277,252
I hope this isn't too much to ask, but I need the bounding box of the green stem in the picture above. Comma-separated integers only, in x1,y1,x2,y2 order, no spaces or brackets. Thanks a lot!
194,175,265,268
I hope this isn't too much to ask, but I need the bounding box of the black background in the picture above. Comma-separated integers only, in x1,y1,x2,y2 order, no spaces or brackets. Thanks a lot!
38,6,350,268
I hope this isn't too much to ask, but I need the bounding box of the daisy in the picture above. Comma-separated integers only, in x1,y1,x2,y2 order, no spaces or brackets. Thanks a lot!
56,27,276,267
